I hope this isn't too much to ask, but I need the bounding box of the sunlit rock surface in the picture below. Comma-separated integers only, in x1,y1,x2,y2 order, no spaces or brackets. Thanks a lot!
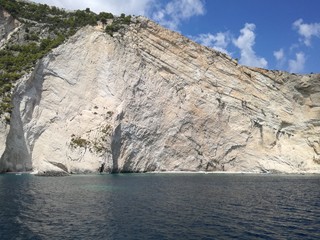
1,17,320,174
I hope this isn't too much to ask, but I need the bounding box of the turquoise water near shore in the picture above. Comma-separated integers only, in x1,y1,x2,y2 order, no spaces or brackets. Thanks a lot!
0,173,319,239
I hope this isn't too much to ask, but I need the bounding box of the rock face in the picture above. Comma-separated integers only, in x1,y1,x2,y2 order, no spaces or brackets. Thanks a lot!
0,8,19,162
1,18,320,174
0,7,20,47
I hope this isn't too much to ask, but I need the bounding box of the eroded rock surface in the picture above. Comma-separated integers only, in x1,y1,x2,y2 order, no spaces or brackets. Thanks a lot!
0,7,20,48
1,18,320,174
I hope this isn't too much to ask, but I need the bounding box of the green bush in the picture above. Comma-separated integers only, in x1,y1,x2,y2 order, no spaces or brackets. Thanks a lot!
70,136,90,148
105,23,121,36
105,14,132,36
98,12,114,20
123,15,132,24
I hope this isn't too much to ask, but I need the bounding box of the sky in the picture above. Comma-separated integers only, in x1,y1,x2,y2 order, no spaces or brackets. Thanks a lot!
31,0,320,74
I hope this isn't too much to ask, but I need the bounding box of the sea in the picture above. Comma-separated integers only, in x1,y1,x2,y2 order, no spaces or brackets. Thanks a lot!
0,173,319,239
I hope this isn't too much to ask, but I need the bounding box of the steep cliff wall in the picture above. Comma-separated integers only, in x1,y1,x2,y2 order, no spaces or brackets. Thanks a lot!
1,18,320,174
0,8,19,160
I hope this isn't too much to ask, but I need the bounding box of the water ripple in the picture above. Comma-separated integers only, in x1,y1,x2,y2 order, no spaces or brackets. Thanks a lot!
0,173,319,239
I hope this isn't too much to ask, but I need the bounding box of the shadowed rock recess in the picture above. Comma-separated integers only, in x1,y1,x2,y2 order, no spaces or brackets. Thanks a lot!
1,14,320,175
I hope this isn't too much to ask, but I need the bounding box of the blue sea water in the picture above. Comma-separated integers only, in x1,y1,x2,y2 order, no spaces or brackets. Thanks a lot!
0,173,319,239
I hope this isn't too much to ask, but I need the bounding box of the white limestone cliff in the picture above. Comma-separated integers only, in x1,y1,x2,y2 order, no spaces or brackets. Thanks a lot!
0,8,19,161
1,18,320,174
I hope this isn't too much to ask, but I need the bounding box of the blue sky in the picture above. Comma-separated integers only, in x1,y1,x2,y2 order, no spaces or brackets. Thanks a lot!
32,0,320,73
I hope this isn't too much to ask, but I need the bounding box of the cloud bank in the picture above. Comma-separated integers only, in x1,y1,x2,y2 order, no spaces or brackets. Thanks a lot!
233,23,268,68
192,32,230,54
288,52,306,73
293,19,320,46
152,0,205,30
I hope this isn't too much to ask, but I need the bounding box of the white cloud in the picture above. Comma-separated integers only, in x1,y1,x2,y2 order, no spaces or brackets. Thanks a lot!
152,0,205,31
273,48,286,67
233,23,268,68
32,0,155,16
273,48,284,61
192,32,231,54
293,19,320,46
288,52,306,73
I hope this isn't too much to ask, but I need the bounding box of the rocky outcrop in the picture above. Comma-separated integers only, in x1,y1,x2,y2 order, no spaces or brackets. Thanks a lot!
1,17,320,174
0,7,20,48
